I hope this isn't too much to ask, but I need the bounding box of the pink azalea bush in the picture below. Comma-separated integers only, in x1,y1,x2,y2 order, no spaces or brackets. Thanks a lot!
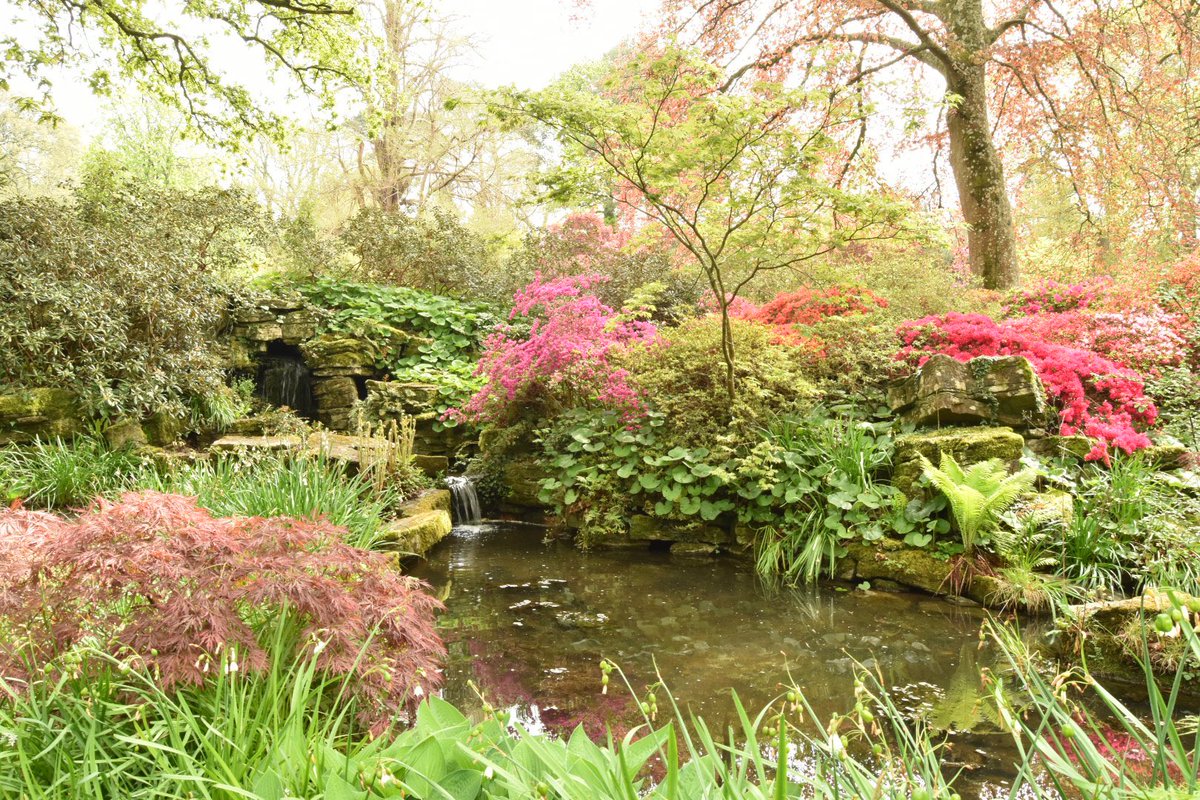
450,274,659,423
897,312,1157,461
1001,278,1112,317
1007,307,1190,379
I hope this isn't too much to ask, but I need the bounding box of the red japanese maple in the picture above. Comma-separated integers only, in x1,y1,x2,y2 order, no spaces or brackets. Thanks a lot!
0,492,445,734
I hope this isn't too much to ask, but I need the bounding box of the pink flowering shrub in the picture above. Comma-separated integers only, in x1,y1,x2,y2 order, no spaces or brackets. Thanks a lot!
897,313,1157,461
1007,308,1190,379
1002,278,1111,317
451,274,659,423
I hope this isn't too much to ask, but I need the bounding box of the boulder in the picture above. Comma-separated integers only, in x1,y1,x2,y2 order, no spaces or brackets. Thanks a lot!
891,425,1025,497
412,454,449,477
379,510,453,558
1025,434,1092,461
502,455,550,509
843,539,1002,605
306,430,381,459
397,489,452,517
104,418,148,450
311,377,360,431
300,335,378,377
0,388,82,444
889,354,1048,429
1057,590,1200,697
142,410,186,446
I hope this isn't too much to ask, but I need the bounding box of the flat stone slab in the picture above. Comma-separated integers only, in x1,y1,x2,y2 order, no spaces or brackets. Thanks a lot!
892,425,1025,497
397,489,452,517
210,435,304,452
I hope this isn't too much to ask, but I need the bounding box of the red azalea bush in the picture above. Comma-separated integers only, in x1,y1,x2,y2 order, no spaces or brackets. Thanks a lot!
897,313,1157,460
747,286,889,328
451,274,659,423
0,492,445,734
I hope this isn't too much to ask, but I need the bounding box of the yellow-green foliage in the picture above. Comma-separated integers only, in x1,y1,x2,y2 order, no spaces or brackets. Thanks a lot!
619,316,816,452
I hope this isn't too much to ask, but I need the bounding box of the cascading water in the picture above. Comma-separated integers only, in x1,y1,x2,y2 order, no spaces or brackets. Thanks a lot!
256,350,315,418
445,476,482,526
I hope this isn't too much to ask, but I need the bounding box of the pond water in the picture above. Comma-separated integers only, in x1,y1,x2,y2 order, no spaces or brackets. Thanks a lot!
410,523,1031,797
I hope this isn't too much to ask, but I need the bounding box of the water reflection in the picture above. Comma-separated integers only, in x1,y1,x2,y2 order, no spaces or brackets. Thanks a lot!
410,523,1032,796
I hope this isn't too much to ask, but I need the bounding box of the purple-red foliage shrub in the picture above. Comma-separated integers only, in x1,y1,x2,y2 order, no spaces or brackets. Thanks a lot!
897,313,1157,461
451,274,659,423
0,492,444,734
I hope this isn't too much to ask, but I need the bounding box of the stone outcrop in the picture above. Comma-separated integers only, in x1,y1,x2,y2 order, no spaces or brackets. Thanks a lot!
889,354,1048,429
360,380,468,459
842,539,1003,605
1056,590,1200,698
891,426,1026,497
379,488,454,558
0,388,81,445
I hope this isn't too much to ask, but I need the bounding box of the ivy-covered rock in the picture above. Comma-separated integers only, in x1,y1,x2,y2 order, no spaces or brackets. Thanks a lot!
889,354,1048,429
0,388,81,445
891,426,1025,497
502,456,551,509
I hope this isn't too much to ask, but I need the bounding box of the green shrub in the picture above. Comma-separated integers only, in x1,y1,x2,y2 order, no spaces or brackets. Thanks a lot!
339,206,496,296
617,316,816,453
0,182,264,418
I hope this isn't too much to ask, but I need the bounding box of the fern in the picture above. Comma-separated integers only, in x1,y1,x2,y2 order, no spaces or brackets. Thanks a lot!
918,452,1037,555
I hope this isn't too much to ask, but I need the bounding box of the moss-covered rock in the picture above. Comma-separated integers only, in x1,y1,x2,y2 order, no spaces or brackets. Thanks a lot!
892,426,1025,497
210,434,304,452
300,335,378,377
104,418,147,450
889,354,1048,429
502,455,550,509
1056,590,1200,699
0,388,82,444
379,510,452,558
1025,434,1092,461
843,538,1002,605
142,410,185,446
397,489,452,517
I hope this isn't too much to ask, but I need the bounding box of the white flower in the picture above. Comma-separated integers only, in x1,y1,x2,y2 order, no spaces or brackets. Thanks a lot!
312,638,328,656
413,685,425,697
225,660,240,674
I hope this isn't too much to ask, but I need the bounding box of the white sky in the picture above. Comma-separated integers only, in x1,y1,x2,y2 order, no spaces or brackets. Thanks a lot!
3,0,654,138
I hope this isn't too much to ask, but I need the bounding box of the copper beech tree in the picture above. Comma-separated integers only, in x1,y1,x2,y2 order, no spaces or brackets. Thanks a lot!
494,48,919,399
658,0,1200,287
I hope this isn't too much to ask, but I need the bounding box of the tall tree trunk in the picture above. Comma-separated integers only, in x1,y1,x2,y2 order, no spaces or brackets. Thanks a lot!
945,61,1018,289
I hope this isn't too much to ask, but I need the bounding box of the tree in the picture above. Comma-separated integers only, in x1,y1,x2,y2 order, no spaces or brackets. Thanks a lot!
346,0,512,213
1,0,363,144
0,94,80,191
494,47,917,399
659,0,1200,287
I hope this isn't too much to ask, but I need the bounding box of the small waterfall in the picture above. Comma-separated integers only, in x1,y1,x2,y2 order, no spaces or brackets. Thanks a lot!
446,476,482,526
256,353,314,418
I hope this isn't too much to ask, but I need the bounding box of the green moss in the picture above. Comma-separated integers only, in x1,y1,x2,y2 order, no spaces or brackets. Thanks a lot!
398,488,452,517
299,334,379,370
892,426,1025,497
379,510,452,558
0,388,82,444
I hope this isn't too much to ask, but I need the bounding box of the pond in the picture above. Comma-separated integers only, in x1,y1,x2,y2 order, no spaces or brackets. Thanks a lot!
410,523,1033,798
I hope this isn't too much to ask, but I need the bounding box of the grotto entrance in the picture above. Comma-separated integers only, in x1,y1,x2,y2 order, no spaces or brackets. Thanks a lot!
254,341,315,419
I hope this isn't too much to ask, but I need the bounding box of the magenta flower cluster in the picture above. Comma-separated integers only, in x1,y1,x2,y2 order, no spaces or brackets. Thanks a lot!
897,313,1157,462
451,274,658,423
